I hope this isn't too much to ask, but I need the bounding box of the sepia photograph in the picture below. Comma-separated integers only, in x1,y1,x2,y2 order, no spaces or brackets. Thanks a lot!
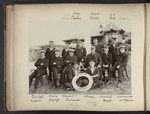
28,19,131,95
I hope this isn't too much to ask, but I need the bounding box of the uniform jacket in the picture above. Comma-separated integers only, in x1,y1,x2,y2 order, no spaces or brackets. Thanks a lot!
108,43,120,62
101,52,112,65
85,67,100,76
35,58,49,70
50,56,63,68
45,48,55,61
85,52,102,68
93,43,103,54
117,52,129,67
62,49,69,60
74,46,87,61
64,55,77,66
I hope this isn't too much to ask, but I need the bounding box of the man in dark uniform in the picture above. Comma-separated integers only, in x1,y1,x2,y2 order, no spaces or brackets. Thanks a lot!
101,44,112,85
75,40,87,63
85,46,102,68
62,42,70,61
61,48,77,88
45,41,55,82
85,46,103,80
108,37,119,78
29,50,49,92
66,63,80,90
51,48,63,88
92,38,103,54
110,44,129,87
108,37,119,66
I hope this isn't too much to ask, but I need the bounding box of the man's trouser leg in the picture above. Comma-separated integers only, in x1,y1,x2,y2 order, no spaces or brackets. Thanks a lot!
53,67,61,87
118,67,124,84
29,70,37,87
102,67,106,84
61,66,67,87
98,67,102,80
110,64,117,79
66,69,74,88
48,65,52,82
34,70,46,90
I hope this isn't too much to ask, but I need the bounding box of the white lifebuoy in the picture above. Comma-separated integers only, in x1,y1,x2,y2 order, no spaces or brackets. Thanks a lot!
72,73,93,91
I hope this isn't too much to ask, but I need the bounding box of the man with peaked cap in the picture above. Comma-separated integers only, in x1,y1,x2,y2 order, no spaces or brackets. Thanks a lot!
61,48,77,88
110,44,129,87
92,38,103,55
101,43,112,85
45,41,55,82
84,46,102,68
74,40,87,63
50,48,63,88
29,50,49,92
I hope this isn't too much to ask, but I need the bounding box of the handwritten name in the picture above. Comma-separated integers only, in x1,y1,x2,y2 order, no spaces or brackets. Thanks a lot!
119,99,133,102
32,95,43,98
84,95,95,98
66,98,80,102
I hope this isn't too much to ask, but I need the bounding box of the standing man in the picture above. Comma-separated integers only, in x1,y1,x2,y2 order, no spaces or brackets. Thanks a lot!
109,37,119,78
45,41,55,82
92,38,103,54
61,48,77,88
51,48,63,88
111,44,129,87
62,42,70,61
75,40,87,63
29,50,49,92
109,37,119,66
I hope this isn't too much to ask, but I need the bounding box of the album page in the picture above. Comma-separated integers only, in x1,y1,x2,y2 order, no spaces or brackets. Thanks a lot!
146,3,150,111
6,4,145,111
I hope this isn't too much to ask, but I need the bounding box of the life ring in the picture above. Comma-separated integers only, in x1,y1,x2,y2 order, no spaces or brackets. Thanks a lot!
72,73,93,91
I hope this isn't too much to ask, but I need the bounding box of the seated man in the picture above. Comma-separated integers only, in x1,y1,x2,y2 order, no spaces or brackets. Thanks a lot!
84,46,103,81
29,50,49,92
65,63,80,90
50,48,63,88
111,44,129,87
101,44,112,85
61,48,77,88
85,60,101,88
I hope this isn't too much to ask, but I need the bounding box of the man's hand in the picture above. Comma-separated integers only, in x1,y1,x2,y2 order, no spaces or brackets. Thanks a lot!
53,62,56,64
81,59,84,62
83,68,87,70
117,65,120,69
41,63,44,65
105,65,109,67
47,68,49,74
103,64,105,67
97,65,101,68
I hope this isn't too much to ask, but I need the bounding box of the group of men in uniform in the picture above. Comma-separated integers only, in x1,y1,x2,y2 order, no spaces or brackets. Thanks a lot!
29,37,129,92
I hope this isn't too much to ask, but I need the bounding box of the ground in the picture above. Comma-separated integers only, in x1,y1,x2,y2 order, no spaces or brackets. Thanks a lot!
29,55,131,95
